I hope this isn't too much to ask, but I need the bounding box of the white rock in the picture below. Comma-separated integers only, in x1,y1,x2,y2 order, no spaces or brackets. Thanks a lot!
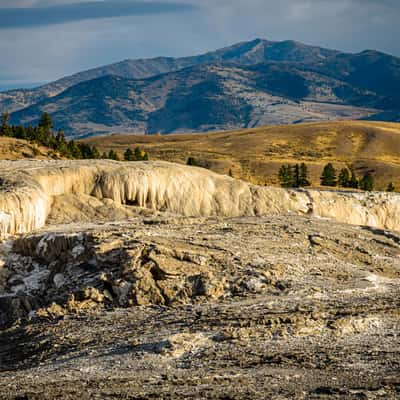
0,160,398,239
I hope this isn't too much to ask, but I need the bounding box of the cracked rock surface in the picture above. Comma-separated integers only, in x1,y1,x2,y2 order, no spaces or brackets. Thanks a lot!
0,214,399,399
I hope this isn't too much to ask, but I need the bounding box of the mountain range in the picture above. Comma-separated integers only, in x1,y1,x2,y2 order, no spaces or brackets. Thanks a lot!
2,38,400,137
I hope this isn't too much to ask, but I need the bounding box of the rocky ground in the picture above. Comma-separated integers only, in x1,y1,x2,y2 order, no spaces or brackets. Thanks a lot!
0,214,399,399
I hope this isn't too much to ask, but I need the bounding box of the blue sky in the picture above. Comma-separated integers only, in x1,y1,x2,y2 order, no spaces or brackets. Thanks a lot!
1,0,399,91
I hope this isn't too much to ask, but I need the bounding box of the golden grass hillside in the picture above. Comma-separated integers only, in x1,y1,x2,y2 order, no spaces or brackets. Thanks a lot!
84,121,400,190
0,137,59,160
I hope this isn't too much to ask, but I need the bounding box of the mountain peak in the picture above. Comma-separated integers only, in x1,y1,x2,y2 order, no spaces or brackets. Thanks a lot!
2,38,400,137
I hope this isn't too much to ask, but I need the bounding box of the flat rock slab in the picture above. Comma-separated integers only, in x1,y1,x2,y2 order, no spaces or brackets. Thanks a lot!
0,215,399,399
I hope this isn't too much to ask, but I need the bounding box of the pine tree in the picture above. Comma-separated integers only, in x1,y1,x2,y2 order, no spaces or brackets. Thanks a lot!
359,172,374,191
108,150,119,160
299,163,310,187
134,147,142,160
349,169,359,189
0,112,9,128
15,125,27,140
53,129,67,154
187,157,198,166
77,143,91,159
124,148,135,161
0,112,12,136
320,163,337,187
338,168,350,188
278,164,294,188
387,182,395,192
55,129,66,144
91,146,100,159
38,112,53,133
278,165,287,187
26,124,35,141
66,141,80,158
293,164,300,188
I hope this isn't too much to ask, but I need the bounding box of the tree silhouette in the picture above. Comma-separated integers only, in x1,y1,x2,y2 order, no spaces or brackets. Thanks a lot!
387,182,395,192
299,163,310,187
0,112,12,136
320,163,337,187
187,157,198,166
108,149,119,160
38,112,53,133
338,168,350,188
278,164,294,188
359,172,374,191
349,169,359,189
124,148,135,161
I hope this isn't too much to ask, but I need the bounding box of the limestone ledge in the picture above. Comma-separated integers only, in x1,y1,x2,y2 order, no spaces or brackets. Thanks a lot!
0,159,399,238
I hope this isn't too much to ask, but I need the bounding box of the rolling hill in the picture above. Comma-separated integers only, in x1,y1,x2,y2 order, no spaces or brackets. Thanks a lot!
0,137,59,160
84,120,400,190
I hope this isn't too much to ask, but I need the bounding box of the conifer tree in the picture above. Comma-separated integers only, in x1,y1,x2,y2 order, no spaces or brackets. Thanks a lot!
134,147,142,160
293,164,300,188
349,169,359,189
26,124,35,141
278,165,288,187
108,149,119,160
299,163,310,187
67,140,82,159
91,146,100,159
77,143,91,159
278,164,294,188
338,168,350,188
55,129,66,144
124,148,135,161
359,172,374,191
38,112,53,133
320,163,337,187
15,125,27,140
387,182,395,192
187,157,198,166
0,112,12,136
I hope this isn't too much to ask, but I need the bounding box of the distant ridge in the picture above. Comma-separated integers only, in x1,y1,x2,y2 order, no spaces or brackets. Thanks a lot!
3,38,400,137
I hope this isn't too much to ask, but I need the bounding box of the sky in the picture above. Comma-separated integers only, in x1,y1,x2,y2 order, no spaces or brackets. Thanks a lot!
0,0,399,91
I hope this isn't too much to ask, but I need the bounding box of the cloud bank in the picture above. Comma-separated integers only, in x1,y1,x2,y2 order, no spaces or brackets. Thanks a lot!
0,1,195,29
0,0,399,91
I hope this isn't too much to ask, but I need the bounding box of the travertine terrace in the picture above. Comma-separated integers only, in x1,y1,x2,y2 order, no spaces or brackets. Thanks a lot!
0,160,399,239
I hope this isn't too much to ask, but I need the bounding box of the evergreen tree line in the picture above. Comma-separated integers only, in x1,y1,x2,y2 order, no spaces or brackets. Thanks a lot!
123,147,149,161
278,163,310,188
100,147,149,161
320,163,378,191
0,111,101,159
279,161,396,192
0,112,149,162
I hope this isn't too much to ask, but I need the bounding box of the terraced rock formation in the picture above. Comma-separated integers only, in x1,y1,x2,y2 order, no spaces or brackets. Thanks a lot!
0,160,399,239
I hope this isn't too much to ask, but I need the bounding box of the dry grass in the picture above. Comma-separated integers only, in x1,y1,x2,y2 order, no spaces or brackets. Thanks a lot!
84,121,400,190
0,137,59,160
